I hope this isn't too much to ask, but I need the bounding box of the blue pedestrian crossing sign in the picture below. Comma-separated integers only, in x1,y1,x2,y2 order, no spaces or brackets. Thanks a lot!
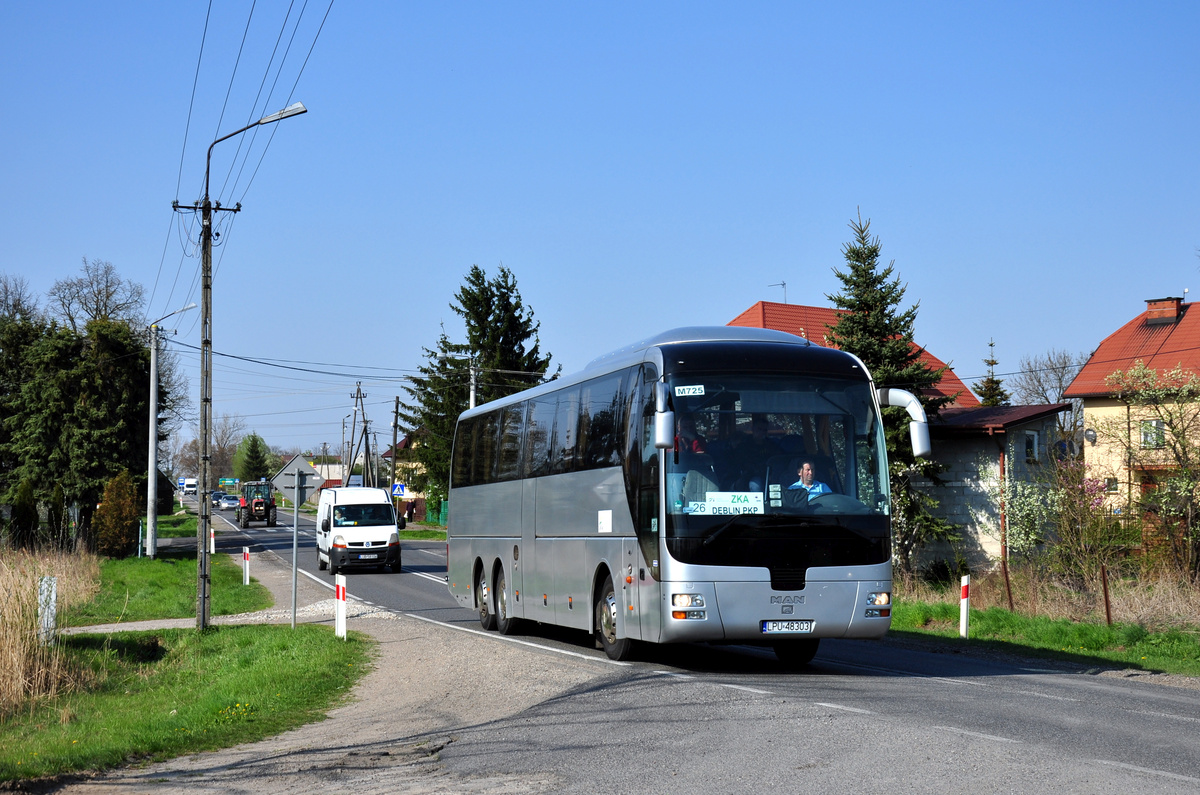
391,483,406,497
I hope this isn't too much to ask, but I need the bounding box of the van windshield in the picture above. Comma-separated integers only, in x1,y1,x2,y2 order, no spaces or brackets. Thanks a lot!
333,504,394,527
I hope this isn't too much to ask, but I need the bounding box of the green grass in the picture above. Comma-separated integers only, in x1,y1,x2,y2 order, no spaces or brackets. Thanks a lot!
892,600,1200,677
0,625,372,782
400,527,447,540
62,550,272,626
153,511,196,539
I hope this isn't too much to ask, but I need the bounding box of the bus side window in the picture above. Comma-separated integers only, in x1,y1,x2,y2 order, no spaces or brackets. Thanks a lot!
523,397,556,479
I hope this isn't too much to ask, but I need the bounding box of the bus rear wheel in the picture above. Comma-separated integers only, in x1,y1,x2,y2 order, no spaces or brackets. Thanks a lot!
773,639,820,667
476,567,496,631
495,565,519,636
595,575,634,661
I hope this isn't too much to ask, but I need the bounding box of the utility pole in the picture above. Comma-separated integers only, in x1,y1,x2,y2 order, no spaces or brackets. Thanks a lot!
177,100,307,631
390,396,399,510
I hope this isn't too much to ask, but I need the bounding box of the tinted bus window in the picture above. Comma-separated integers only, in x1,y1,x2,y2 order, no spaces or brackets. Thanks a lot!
451,418,475,488
579,371,627,469
497,404,525,481
474,411,500,485
524,396,556,478
551,388,581,474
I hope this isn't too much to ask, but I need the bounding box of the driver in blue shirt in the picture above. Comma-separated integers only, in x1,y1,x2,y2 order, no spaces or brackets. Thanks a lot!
788,459,832,497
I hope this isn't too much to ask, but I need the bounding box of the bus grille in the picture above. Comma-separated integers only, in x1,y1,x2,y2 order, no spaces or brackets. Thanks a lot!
770,567,806,591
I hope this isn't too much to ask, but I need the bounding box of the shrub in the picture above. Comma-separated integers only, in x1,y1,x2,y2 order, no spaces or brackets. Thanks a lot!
94,471,139,558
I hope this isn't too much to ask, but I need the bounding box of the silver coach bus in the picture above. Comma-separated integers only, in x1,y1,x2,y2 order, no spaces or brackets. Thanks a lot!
446,327,930,663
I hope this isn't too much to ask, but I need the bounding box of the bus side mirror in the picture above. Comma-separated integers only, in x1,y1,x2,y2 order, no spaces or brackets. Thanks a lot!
653,382,674,449
877,387,932,459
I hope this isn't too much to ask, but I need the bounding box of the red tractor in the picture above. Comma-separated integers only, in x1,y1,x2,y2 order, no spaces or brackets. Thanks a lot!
237,481,277,528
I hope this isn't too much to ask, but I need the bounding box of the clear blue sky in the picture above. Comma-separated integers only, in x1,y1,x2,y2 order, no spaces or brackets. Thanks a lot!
3,2,1198,452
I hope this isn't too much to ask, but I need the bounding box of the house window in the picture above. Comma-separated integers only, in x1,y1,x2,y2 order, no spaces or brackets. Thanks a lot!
1140,419,1165,449
1024,431,1039,463
1105,477,1119,492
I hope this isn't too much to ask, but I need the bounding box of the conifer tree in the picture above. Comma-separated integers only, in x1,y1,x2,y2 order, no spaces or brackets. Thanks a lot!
825,212,957,573
234,433,275,482
401,266,556,508
973,339,1011,407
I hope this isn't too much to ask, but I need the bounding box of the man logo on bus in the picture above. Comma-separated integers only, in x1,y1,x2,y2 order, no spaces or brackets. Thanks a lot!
771,595,805,605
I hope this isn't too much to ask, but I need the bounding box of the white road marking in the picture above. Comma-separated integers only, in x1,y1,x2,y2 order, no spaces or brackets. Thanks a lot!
720,684,772,695
653,671,694,679
1094,759,1200,784
815,702,874,714
931,726,1021,744
405,613,632,666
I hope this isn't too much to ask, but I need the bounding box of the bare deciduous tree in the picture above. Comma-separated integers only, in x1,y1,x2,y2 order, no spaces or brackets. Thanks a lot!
47,258,144,332
1009,348,1089,442
0,272,40,320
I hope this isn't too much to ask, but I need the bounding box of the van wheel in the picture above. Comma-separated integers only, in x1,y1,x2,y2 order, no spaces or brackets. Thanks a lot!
476,567,496,631
317,549,327,571
595,575,634,661
496,565,519,636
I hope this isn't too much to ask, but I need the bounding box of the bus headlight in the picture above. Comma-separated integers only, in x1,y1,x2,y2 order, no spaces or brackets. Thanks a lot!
866,592,890,606
672,593,704,608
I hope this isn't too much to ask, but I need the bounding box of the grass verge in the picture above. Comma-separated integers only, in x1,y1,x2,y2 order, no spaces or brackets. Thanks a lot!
62,549,272,627
400,527,447,540
0,624,371,782
892,600,1200,677
154,511,196,539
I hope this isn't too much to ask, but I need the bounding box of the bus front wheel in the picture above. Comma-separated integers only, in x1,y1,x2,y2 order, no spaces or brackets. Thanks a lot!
595,575,634,661
476,567,496,631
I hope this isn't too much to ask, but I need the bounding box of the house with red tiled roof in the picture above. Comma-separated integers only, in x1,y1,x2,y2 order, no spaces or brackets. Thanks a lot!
1064,296,1200,513
730,300,1072,566
728,301,980,408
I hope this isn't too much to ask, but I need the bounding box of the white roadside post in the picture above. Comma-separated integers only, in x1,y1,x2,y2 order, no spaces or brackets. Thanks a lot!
38,576,57,646
243,546,250,586
960,574,971,638
335,574,347,639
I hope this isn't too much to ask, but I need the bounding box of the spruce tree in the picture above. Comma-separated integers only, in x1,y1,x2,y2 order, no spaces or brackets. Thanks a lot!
401,266,556,507
825,212,957,574
972,339,1011,407
234,433,275,482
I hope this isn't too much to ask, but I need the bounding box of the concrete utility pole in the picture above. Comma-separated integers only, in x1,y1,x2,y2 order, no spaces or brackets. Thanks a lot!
145,304,195,558
390,396,399,507
177,101,307,630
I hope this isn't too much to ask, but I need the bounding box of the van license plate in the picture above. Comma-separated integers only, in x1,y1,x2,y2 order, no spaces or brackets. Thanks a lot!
358,553,379,560
761,620,813,634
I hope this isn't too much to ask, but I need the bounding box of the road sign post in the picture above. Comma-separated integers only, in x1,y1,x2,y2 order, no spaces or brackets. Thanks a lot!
273,456,325,629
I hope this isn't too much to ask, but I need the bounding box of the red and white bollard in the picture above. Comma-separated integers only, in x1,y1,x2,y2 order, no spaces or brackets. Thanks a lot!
242,547,250,586
209,525,215,555
959,574,971,638
335,574,347,639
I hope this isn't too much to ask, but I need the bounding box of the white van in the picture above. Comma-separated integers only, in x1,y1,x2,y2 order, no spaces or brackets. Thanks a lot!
183,477,198,495
315,487,404,574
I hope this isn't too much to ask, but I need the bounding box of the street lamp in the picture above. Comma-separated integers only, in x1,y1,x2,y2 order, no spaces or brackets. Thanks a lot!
196,101,307,630
146,302,196,559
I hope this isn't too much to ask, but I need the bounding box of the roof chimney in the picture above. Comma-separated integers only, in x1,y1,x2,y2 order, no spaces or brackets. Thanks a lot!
1146,297,1184,325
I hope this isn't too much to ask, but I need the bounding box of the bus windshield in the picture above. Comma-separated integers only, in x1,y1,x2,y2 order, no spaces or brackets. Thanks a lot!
664,372,890,539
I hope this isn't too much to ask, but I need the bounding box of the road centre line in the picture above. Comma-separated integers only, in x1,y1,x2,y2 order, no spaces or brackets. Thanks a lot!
931,726,1022,744
406,613,632,666
720,683,773,695
815,702,874,714
1094,759,1200,784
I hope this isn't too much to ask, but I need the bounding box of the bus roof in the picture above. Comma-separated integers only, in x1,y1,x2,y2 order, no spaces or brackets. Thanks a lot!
459,326,869,421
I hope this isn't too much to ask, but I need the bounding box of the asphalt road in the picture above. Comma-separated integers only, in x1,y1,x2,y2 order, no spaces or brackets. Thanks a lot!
196,498,1200,791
